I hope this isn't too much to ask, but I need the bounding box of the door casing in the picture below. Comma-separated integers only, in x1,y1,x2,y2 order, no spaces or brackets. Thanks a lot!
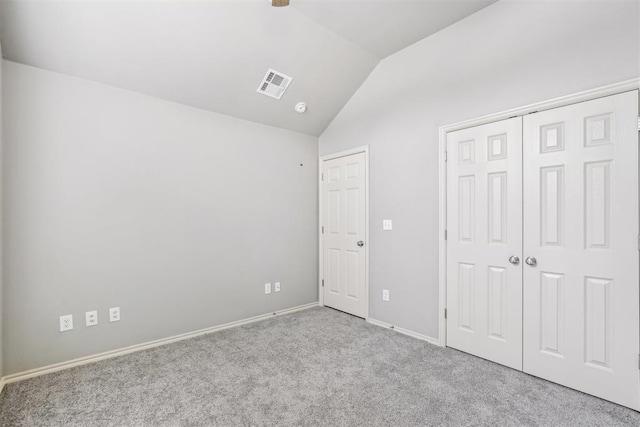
319,145,370,319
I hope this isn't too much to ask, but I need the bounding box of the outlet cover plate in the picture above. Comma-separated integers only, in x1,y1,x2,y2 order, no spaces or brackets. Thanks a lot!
383,220,393,231
383,289,390,301
85,310,98,326
109,307,120,322
265,283,272,294
59,314,73,332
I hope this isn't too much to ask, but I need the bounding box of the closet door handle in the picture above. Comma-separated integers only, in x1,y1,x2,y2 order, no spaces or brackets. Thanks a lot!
508,256,520,265
525,257,537,267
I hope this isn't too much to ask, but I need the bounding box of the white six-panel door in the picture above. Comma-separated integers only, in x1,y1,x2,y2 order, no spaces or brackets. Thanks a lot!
446,117,523,370
446,91,640,410
522,91,640,410
322,152,367,318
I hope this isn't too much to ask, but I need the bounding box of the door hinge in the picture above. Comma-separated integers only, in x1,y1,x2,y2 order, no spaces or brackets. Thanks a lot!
444,151,448,162
321,173,324,181
322,226,324,234
322,279,324,287
444,229,447,240
444,308,447,319
638,235,640,251
637,116,640,131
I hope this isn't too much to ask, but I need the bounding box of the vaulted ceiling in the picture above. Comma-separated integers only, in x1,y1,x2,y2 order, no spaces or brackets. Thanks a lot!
0,0,497,136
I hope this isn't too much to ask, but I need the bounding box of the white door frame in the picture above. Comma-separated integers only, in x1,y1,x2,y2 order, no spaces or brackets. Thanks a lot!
438,79,640,346
319,145,370,319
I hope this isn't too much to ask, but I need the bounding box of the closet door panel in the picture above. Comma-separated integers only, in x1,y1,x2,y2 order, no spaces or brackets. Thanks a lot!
522,90,640,410
446,117,523,370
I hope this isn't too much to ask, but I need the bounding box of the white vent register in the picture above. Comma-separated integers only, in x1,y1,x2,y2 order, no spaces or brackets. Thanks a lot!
257,68,292,100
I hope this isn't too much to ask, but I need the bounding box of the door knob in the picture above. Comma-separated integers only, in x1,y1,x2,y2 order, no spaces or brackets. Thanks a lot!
357,241,365,247
525,256,537,266
508,256,520,265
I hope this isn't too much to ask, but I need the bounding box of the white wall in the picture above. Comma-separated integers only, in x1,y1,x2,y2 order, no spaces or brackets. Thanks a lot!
0,43,4,380
2,61,319,374
320,0,640,339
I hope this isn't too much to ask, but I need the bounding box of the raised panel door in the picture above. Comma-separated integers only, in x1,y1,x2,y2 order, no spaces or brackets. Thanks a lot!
446,117,523,370
322,152,367,317
522,90,640,410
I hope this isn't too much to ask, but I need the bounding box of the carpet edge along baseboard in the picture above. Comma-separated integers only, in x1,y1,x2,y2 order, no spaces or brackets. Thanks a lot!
1,302,319,387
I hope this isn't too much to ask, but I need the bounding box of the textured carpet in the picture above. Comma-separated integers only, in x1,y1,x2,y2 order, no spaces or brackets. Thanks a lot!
0,307,639,426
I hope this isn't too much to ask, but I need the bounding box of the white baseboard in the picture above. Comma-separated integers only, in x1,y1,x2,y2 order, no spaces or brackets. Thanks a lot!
367,318,442,347
1,302,319,387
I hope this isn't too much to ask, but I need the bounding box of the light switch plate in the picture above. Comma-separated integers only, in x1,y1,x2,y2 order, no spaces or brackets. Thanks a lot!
383,220,393,230
274,282,281,292
265,283,272,294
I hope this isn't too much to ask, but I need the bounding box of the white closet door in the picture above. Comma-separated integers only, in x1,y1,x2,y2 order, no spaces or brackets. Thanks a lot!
446,117,523,370
523,91,640,410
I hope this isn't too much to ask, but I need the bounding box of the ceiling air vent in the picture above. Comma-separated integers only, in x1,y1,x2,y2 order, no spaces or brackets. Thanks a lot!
257,68,292,100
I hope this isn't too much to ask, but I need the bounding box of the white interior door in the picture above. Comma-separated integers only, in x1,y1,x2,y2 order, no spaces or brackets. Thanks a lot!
446,117,523,370
321,151,367,318
522,91,640,410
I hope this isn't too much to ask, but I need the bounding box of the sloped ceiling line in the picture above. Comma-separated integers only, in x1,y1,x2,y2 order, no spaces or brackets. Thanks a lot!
0,0,497,136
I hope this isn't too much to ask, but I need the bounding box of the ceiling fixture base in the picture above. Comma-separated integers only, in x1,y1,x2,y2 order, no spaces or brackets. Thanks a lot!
295,102,307,113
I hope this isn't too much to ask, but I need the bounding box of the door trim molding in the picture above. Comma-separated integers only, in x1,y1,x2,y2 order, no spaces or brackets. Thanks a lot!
438,78,640,347
318,145,370,319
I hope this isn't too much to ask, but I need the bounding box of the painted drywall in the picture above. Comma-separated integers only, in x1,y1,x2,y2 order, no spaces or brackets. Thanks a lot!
2,61,318,374
0,1,380,136
319,0,640,339
0,1,497,136
0,43,4,379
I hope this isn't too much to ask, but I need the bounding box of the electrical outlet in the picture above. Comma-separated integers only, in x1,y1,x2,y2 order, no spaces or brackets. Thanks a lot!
109,307,120,322
59,314,73,332
382,289,390,302
85,310,98,327
383,220,393,230
274,282,281,292
265,283,272,294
